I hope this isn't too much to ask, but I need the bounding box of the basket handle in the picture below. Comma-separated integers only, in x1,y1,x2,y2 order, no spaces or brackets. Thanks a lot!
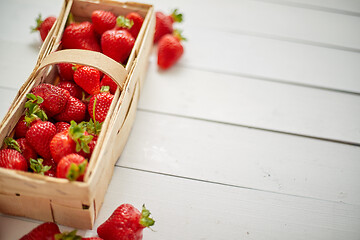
37,49,128,91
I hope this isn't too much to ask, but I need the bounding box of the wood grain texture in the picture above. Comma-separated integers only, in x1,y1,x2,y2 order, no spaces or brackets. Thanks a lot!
138,63,360,144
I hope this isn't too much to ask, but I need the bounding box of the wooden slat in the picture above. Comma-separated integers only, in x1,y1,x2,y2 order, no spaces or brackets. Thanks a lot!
138,64,360,145
2,167,359,239
139,0,360,50
117,111,360,205
171,27,360,93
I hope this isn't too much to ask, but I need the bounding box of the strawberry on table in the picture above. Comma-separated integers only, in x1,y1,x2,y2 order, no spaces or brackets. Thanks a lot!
154,9,183,44
88,86,114,123
62,22,101,52
26,120,57,159
57,81,84,99
32,84,70,117
92,10,117,35
157,30,185,70
97,204,155,240
73,66,101,95
31,14,57,41
101,29,135,64
57,63,75,81
19,222,60,240
54,96,86,123
0,149,28,171
56,153,88,181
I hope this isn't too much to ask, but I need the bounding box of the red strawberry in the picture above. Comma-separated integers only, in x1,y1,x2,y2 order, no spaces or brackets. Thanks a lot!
73,66,101,95
83,238,104,240
100,75,118,95
26,121,57,159
50,121,93,163
56,153,88,181
17,138,38,162
167,9,183,24
55,122,71,133
0,149,27,171
32,84,70,117
157,31,185,70
15,115,29,138
54,96,86,123
101,29,135,63
97,204,155,240
92,10,117,35
19,222,60,240
57,63,75,81
88,87,114,123
57,81,83,99
43,158,57,177
55,230,104,240
154,12,173,43
62,22,101,52
31,14,57,41
125,12,144,38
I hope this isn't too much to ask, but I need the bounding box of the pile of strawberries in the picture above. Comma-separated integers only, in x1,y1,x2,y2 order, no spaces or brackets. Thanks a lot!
20,203,155,240
0,9,147,181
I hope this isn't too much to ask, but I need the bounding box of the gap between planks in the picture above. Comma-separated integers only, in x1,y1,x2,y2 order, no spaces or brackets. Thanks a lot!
137,108,360,147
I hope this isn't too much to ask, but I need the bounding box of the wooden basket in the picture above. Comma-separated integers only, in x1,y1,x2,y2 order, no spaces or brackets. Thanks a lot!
0,0,155,229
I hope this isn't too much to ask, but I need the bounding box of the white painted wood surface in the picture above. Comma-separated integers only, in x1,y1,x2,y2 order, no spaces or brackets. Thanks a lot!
0,0,359,239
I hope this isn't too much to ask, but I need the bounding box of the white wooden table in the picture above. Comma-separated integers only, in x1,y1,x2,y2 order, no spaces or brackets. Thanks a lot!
1,0,360,239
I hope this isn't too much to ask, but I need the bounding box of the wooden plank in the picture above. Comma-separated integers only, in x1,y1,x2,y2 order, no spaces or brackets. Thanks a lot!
138,64,360,145
139,0,360,50
169,27,360,93
118,111,360,205
1,167,360,239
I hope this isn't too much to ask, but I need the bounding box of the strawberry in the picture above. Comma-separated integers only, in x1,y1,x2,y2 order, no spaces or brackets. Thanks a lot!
55,122,71,133
100,75,118,95
54,96,86,123
97,204,155,240
0,149,27,171
4,137,38,163
55,230,104,240
56,153,88,181
73,66,101,95
19,222,60,240
154,10,183,43
50,121,93,163
26,120,57,159
57,63,75,81
88,87,114,123
32,84,70,117
43,158,57,177
57,81,83,99
101,29,135,63
29,158,53,175
157,31,185,70
125,12,144,38
83,238,104,240
31,14,57,41
15,115,29,138
91,10,117,35
62,22,101,52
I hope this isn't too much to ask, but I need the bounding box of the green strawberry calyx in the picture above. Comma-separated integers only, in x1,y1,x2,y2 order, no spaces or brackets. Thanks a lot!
4,137,21,153
66,160,88,181
116,16,134,29
31,14,43,32
170,9,183,23
30,158,52,175
24,93,48,125
79,119,102,136
139,204,155,228
173,29,187,42
69,121,93,154
100,85,110,93
55,230,82,240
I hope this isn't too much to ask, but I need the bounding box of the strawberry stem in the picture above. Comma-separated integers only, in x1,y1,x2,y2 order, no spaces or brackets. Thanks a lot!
4,137,21,153
55,230,82,240
31,14,43,32
30,158,52,175
139,204,155,228
24,93,48,125
66,160,87,181
173,29,186,41
116,16,134,29
69,121,93,153
170,9,183,23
